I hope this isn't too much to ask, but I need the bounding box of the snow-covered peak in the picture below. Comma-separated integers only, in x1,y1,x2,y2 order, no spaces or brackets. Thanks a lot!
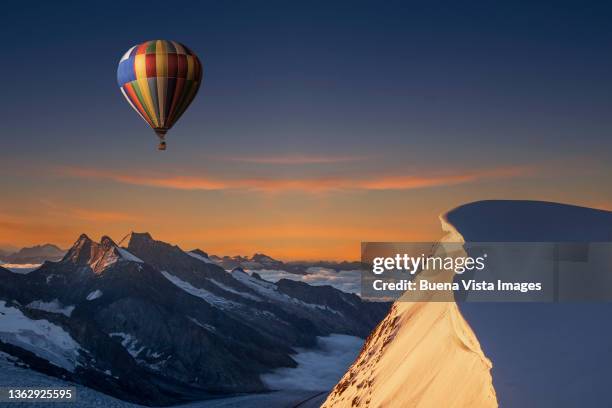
326,200,612,408
62,234,143,273
89,245,142,273
187,250,216,264
61,233,94,264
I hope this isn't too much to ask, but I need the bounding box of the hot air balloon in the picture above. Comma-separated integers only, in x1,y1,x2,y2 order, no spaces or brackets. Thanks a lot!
117,40,202,150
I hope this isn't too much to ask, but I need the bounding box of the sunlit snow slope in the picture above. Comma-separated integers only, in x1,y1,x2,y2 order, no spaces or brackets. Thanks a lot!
324,200,612,408
322,206,497,408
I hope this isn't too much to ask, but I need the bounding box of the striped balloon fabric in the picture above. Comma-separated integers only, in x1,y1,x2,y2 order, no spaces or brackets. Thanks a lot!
117,40,203,149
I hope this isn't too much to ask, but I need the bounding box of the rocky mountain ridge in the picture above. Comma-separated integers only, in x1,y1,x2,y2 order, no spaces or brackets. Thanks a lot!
0,232,388,405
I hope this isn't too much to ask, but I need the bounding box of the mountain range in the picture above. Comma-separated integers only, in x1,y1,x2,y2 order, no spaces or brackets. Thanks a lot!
1,244,361,277
0,232,388,406
209,254,362,275
0,244,65,264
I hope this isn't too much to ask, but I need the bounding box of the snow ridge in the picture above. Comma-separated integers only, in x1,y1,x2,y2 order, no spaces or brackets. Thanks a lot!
26,299,75,317
0,301,82,372
322,212,497,408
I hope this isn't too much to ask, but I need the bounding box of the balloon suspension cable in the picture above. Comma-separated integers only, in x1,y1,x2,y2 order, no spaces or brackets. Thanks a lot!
155,129,168,151
116,231,132,247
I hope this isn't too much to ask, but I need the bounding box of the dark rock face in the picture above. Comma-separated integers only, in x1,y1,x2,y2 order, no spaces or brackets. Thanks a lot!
275,279,390,338
126,233,261,300
0,233,389,406
190,248,209,259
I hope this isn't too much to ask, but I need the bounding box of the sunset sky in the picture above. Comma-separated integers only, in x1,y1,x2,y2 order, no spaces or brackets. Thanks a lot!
1,1,611,260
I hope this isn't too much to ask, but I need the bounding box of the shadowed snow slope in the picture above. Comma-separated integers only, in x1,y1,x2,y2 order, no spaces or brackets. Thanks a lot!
445,200,612,242
450,200,612,407
262,334,363,391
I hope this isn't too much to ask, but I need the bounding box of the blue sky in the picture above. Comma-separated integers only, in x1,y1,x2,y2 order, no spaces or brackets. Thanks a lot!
1,1,611,258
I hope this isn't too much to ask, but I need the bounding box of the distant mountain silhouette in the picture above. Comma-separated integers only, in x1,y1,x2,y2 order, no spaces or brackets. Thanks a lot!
209,252,362,275
3,244,65,264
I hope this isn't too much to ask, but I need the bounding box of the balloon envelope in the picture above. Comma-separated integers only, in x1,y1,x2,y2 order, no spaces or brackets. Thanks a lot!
117,40,202,145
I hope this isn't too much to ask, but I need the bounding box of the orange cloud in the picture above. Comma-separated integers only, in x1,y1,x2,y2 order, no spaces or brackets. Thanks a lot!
57,165,531,193
40,200,138,222
0,214,74,245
